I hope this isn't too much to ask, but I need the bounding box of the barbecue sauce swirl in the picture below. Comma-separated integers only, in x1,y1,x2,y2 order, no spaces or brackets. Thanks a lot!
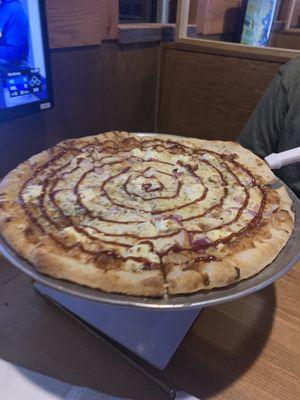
19,135,269,272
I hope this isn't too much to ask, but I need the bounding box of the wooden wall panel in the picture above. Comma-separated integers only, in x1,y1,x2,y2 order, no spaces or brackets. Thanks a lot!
191,0,243,35
0,113,47,176
45,0,119,49
291,1,300,27
271,1,300,50
45,43,159,147
274,31,300,50
189,0,204,25
0,42,159,177
158,43,285,141
278,0,292,21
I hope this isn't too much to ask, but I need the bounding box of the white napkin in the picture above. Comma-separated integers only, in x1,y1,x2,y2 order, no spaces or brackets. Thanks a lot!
0,359,128,400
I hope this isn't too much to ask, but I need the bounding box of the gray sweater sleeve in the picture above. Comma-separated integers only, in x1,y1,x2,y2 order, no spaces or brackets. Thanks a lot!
237,72,286,159
237,60,300,198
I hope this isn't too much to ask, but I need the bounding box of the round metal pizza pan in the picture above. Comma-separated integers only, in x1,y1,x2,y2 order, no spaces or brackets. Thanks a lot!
0,134,299,310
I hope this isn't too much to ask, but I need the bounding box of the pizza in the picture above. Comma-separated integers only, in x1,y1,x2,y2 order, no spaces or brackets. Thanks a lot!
0,131,294,297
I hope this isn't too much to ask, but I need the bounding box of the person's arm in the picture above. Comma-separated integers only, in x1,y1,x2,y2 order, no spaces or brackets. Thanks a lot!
237,71,287,159
0,10,28,63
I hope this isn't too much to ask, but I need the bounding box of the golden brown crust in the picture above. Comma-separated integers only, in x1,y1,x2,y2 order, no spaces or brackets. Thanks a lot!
165,159,294,294
167,210,293,294
33,248,165,297
0,131,295,297
0,148,53,260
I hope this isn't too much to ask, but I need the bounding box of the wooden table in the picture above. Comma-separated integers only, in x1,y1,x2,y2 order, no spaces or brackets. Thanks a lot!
0,256,299,400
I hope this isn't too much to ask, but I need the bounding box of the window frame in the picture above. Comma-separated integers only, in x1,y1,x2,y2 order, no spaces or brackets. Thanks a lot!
175,0,300,60
284,0,300,33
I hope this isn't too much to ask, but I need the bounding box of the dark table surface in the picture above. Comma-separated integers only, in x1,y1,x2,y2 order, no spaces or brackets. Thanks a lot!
0,255,299,400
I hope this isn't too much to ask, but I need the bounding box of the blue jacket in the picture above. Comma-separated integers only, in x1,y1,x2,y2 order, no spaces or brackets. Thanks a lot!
0,0,29,64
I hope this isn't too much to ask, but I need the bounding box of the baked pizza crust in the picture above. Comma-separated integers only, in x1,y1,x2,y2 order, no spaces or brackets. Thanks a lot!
166,207,293,294
0,131,295,297
0,139,165,297
32,249,165,297
162,139,294,294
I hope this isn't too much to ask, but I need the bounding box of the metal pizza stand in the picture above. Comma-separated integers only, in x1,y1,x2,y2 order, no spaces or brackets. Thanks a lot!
0,140,299,399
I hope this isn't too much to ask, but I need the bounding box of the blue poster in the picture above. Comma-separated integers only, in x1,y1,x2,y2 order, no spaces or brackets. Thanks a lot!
241,0,278,46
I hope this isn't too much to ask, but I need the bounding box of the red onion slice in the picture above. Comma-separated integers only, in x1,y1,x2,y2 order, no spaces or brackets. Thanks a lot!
168,214,183,226
233,195,244,204
192,237,211,252
79,158,94,170
172,169,184,179
188,233,211,252
246,209,257,217
144,168,156,178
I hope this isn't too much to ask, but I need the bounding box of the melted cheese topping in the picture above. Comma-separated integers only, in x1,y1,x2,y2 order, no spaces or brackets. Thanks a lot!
19,134,273,271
